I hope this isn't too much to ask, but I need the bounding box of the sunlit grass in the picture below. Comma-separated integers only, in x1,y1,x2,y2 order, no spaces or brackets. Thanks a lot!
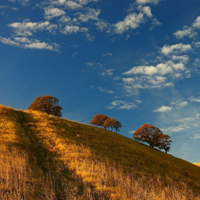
0,105,200,199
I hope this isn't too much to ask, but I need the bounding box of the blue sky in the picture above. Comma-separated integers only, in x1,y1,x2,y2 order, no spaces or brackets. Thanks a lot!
0,0,200,163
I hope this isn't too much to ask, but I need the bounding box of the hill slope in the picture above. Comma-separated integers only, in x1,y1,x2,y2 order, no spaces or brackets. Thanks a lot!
0,105,200,200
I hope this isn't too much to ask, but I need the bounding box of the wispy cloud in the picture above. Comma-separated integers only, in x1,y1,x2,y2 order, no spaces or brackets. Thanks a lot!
192,134,200,139
170,100,188,108
0,36,60,51
44,7,66,20
107,100,137,110
101,69,115,76
97,87,114,94
8,20,57,36
1,0,162,51
189,96,200,103
150,18,161,30
161,43,192,56
103,52,112,57
153,106,173,112
110,8,152,34
173,26,197,39
192,16,200,29
173,15,200,39
77,8,100,22
136,0,160,5
8,0,29,6
65,1,83,10
154,100,188,113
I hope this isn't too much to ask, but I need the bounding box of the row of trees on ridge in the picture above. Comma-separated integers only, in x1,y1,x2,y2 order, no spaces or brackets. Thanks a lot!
90,114,122,133
28,95,172,153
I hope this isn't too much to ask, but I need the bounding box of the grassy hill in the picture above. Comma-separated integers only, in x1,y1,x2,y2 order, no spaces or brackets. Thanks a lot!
0,104,200,200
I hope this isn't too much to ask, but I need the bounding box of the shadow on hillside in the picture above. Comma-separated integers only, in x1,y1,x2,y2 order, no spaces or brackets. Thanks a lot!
14,110,110,200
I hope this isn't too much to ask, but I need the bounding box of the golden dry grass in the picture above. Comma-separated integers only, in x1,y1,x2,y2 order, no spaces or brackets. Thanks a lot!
0,105,199,200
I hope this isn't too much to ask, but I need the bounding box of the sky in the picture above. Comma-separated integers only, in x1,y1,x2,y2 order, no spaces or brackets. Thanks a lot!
0,0,200,163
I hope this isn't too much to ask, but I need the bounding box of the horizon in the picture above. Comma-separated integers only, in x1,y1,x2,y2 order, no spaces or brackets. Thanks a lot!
0,0,200,163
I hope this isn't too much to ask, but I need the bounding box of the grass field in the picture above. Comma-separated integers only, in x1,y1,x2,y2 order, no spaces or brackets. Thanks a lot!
0,104,200,199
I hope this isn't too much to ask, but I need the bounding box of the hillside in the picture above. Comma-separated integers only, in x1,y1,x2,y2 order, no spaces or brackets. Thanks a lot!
0,104,200,200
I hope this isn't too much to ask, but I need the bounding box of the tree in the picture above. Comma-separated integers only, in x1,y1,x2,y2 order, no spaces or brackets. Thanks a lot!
28,95,62,117
103,118,115,131
113,121,122,133
133,123,172,152
90,114,109,129
158,134,172,153
103,118,122,133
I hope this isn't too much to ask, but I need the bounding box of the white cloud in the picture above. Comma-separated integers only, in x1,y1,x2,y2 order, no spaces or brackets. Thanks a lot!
193,134,200,139
122,77,135,84
76,0,99,5
86,62,103,67
123,61,185,76
101,69,115,76
140,6,152,18
153,105,173,112
123,65,158,75
161,43,192,56
173,26,197,39
95,20,110,31
65,1,83,10
59,16,71,23
98,87,114,94
121,59,187,91
86,33,95,41
176,117,195,123
107,100,137,110
8,0,29,6
194,42,200,48
122,75,171,90
61,25,80,34
8,20,57,36
44,7,65,20
173,16,200,40
177,101,188,107
24,42,54,50
103,52,112,57
0,36,59,51
77,8,100,22
192,16,200,29
0,37,20,47
150,18,161,30
171,55,189,63
162,124,188,133
189,96,200,103
170,100,188,108
112,12,145,34
58,0,66,4
53,0,99,6
136,0,160,4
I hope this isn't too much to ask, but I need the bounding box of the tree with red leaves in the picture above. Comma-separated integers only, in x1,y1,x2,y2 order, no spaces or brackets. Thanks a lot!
103,118,122,133
133,123,172,153
28,95,62,117
90,114,109,129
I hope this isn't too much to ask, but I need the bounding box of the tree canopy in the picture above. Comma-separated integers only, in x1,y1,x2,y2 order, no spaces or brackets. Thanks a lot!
28,95,63,117
103,118,122,133
90,114,122,133
133,123,172,153
90,114,109,129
